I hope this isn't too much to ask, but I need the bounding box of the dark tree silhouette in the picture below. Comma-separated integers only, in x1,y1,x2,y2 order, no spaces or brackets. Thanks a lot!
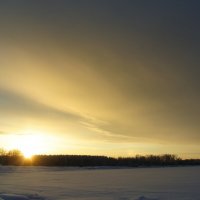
0,148,200,167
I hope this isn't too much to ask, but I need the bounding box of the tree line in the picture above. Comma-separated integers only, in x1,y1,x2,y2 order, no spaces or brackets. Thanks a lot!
0,148,200,167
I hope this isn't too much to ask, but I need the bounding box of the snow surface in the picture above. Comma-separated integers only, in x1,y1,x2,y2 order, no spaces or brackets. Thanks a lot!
0,166,200,200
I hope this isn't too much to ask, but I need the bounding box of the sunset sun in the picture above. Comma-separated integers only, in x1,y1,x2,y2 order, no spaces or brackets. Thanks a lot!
19,132,46,158
5,130,50,159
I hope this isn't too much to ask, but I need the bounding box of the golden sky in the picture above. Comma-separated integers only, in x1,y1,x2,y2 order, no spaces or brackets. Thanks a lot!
0,1,200,158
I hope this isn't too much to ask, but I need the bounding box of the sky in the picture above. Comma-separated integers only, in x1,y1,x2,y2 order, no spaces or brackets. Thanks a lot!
0,0,200,158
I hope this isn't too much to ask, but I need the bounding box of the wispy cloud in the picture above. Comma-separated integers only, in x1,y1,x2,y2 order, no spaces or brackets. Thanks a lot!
0,88,120,140
0,88,83,121
0,131,6,135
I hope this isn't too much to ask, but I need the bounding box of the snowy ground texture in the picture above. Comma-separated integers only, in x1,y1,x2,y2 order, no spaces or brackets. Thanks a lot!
0,166,200,200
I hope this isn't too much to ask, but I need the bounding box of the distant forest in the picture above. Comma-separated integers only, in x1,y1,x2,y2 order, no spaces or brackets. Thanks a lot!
0,148,200,167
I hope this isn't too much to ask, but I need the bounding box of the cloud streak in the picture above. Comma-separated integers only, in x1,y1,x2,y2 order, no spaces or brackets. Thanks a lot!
0,88,82,121
0,88,132,142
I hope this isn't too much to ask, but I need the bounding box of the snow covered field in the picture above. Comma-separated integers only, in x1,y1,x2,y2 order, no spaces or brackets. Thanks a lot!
0,166,200,200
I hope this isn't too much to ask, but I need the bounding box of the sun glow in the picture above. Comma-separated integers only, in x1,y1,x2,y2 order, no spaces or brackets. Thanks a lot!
19,132,47,158
5,130,51,158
